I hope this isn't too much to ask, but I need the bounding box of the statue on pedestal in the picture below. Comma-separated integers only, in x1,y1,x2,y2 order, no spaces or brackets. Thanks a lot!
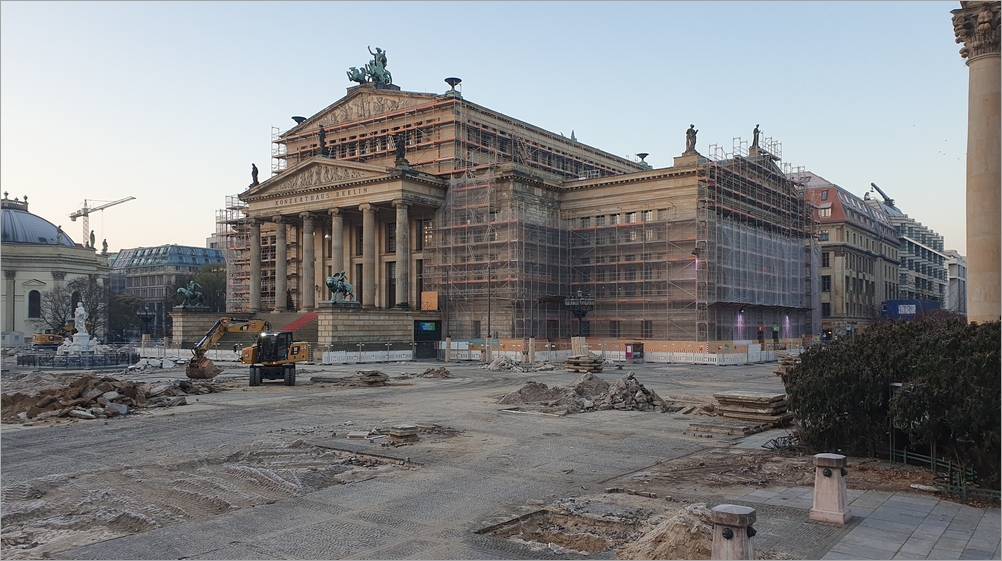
685,124,698,153
752,124,760,148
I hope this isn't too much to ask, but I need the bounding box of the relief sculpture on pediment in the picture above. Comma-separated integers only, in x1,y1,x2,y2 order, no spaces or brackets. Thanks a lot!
317,95,407,127
281,165,366,191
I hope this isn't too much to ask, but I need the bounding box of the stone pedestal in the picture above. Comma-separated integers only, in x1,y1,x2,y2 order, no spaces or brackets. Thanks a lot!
810,453,852,524
711,504,756,560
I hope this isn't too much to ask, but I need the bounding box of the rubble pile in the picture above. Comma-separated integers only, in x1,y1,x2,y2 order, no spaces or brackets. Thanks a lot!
420,367,452,378
311,370,388,386
615,503,713,560
499,372,673,414
0,375,223,423
128,358,181,371
480,357,559,372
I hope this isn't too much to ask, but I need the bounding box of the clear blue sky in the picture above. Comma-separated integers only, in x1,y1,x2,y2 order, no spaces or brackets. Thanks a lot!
1,1,970,254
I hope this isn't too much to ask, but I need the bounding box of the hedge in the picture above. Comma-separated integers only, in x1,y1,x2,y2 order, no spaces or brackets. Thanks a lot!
782,315,1000,488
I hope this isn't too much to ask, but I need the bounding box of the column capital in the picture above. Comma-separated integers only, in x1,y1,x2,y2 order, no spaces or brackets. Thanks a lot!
4,270,16,280
51,271,67,281
273,215,285,224
328,207,342,218
299,211,314,221
952,2,1001,61
359,203,373,213
392,199,410,209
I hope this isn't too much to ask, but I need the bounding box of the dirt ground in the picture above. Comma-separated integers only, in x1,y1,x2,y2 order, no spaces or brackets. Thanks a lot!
0,364,950,559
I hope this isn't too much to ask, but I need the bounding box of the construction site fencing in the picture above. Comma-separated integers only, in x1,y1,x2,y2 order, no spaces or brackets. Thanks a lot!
321,349,413,365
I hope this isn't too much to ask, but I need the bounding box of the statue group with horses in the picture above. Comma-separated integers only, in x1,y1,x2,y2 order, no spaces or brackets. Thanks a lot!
326,271,355,303
346,46,392,86
177,280,205,308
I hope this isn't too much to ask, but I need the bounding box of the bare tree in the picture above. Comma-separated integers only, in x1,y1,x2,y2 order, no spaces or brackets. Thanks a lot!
36,284,76,334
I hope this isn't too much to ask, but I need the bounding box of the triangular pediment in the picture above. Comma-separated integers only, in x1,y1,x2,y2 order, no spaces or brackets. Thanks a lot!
22,279,46,288
242,158,390,201
283,87,440,137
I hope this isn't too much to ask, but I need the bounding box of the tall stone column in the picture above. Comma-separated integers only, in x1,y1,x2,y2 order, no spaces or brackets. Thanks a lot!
249,220,261,313
360,203,376,308
300,212,315,310
4,270,16,332
274,216,287,312
953,1,1001,322
329,208,344,276
394,200,410,309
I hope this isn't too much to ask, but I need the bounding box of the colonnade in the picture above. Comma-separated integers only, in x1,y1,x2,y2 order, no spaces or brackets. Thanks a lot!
248,200,412,313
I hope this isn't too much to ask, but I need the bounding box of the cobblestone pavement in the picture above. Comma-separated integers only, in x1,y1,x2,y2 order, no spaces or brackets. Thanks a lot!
2,360,998,560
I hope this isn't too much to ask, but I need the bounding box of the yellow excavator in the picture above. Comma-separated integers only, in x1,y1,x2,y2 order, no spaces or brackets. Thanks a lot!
31,324,80,349
241,331,310,386
185,317,310,386
185,317,271,379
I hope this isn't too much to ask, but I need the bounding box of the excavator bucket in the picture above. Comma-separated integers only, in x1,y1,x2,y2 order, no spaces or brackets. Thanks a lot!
186,356,222,379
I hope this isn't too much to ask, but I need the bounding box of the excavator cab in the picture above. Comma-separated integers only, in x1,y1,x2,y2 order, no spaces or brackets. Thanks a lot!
242,331,309,386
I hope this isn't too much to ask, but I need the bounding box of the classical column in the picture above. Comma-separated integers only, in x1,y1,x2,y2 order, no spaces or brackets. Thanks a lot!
953,1,1001,322
249,219,261,312
360,203,376,308
394,200,410,309
329,208,344,276
4,270,15,332
274,216,287,312
300,212,315,310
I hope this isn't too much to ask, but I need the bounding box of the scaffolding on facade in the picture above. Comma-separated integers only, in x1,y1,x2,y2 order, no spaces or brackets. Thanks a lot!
215,195,251,313
695,139,817,342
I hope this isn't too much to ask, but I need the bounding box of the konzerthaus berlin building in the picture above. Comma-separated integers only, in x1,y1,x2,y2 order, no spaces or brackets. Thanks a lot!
235,58,818,345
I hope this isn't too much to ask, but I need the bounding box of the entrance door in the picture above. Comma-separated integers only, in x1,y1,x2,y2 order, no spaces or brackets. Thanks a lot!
413,320,441,359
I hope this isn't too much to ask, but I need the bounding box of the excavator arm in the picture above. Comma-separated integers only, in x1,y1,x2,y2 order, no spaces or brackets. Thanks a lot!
186,317,270,379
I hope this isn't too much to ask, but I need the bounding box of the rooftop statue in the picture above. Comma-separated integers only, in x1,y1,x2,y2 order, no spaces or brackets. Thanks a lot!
347,46,393,86
685,124,698,153
752,124,760,148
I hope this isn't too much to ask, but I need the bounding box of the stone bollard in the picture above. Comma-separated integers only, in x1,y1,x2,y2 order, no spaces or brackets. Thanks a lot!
711,504,756,560
810,453,851,524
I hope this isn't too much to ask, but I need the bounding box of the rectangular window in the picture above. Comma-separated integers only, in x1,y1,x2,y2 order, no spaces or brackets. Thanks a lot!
355,227,363,256
386,262,396,308
580,217,590,228
386,223,396,253
818,208,832,218
472,320,481,339
821,190,828,201
819,230,829,241
596,215,606,226
643,209,654,222
415,219,433,251
822,275,831,292
609,320,620,338
626,212,637,223
643,320,653,339
822,303,831,317
822,252,830,268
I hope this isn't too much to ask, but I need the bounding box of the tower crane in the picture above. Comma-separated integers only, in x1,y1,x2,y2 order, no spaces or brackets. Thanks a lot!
69,197,136,246
869,183,895,208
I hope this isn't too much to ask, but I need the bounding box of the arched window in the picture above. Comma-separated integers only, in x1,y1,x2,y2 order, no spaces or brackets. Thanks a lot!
71,291,81,311
28,290,41,318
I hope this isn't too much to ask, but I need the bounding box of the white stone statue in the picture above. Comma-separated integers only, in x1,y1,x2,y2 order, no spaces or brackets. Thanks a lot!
74,302,89,335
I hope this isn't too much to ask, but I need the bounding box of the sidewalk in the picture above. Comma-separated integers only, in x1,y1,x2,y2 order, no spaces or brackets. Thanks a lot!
726,429,1000,559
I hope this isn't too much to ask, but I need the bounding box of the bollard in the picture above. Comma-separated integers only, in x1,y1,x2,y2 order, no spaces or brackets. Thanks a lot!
711,504,756,560
444,336,452,362
810,453,851,524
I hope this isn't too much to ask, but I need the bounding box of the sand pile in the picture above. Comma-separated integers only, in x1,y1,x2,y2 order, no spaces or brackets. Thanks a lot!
499,372,673,414
615,503,713,560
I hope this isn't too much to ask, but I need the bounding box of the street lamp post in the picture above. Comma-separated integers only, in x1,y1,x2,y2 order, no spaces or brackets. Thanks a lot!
564,289,595,337
136,306,155,347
